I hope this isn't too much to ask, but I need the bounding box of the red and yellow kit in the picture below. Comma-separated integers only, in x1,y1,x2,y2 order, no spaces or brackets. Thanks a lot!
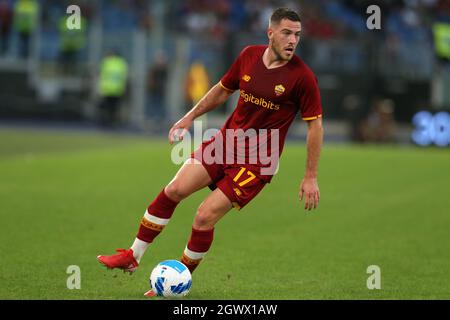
192,45,323,209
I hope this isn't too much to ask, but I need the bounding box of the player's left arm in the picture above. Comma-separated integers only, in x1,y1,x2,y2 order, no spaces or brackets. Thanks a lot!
299,117,323,211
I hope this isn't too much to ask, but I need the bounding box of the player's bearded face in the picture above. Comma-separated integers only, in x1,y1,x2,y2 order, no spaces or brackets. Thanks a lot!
269,19,301,61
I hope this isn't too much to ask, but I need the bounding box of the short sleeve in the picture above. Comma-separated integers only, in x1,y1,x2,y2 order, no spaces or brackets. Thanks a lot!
220,46,249,92
297,72,323,121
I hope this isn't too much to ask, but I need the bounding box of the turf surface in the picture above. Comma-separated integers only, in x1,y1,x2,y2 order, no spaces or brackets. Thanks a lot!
1,128,449,299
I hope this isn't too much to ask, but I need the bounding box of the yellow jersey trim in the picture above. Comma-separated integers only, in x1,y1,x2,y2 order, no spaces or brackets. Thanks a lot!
231,202,241,210
219,81,235,93
302,114,322,121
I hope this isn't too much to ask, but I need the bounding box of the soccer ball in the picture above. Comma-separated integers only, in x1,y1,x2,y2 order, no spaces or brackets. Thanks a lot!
149,260,192,297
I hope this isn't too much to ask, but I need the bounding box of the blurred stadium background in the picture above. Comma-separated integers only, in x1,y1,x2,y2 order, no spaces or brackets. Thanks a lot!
0,0,449,144
1,0,450,300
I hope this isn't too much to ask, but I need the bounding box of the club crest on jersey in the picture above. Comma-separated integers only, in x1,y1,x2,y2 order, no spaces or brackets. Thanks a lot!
242,74,251,82
274,84,285,96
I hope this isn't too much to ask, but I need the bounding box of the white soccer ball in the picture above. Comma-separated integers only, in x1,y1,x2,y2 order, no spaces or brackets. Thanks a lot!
149,260,192,297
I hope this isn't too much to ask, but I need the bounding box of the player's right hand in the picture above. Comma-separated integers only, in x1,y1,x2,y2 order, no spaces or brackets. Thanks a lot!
168,116,193,144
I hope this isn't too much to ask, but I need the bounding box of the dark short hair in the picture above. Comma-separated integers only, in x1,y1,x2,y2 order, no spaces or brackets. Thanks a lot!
270,7,301,25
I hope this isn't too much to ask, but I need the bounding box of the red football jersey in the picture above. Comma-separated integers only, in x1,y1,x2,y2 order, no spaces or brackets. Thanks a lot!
202,45,322,182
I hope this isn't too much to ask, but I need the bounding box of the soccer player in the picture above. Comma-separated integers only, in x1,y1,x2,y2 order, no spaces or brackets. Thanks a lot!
97,7,323,287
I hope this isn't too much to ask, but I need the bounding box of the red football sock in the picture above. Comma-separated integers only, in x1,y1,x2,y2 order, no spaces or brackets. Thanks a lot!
181,227,214,273
136,189,179,243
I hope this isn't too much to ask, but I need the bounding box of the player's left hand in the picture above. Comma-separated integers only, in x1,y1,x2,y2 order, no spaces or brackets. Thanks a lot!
299,178,320,211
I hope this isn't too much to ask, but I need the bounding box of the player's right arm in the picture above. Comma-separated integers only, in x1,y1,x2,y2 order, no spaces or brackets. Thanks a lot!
168,83,234,144
169,47,248,144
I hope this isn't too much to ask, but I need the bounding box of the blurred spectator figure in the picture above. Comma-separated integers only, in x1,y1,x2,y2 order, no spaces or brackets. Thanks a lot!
184,60,210,129
185,60,210,111
146,50,168,126
360,99,397,143
0,0,13,55
342,94,365,142
58,14,87,76
97,50,129,127
432,22,450,62
13,0,39,59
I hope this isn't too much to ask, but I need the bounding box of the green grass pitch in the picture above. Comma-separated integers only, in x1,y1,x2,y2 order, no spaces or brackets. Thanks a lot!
1,128,449,299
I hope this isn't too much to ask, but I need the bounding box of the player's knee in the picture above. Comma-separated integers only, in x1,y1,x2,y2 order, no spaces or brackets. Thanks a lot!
193,206,215,230
164,181,189,202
